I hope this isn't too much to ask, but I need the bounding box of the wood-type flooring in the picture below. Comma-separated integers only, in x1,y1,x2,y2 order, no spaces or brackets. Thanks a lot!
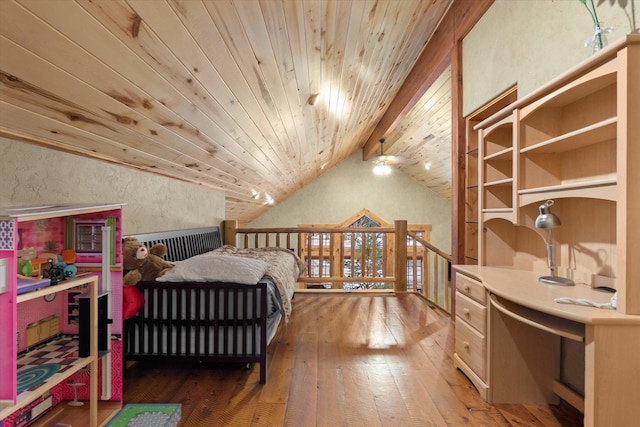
123,292,583,426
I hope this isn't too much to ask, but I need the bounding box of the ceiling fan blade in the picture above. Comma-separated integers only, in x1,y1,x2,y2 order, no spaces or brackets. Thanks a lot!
377,154,396,161
380,154,416,164
374,136,415,166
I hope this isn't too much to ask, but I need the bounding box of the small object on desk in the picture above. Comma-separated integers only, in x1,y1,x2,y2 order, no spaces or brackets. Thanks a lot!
611,291,617,308
554,295,616,309
534,200,575,286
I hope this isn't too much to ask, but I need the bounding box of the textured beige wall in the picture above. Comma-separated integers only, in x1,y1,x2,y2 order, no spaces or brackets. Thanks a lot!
249,150,452,253
0,137,225,235
463,0,639,115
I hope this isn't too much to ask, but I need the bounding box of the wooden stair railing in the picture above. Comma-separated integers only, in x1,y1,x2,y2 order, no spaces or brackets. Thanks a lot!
223,220,452,313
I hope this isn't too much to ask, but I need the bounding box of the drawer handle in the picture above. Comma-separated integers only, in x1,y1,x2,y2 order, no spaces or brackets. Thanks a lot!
463,341,470,350
464,285,471,293
463,308,470,316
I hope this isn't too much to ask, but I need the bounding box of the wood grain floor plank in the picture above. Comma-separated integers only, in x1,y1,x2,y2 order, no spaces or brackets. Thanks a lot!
495,403,546,427
523,403,583,427
341,364,383,427
389,368,449,427
283,332,318,427
365,364,414,427
258,333,295,404
317,339,348,426
250,402,287,426
123,293,584,426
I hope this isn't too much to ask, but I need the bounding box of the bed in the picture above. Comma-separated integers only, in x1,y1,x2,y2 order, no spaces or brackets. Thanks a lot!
122,227,302,384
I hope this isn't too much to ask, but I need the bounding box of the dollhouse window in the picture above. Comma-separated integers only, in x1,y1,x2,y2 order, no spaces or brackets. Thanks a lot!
65,217,116,265
75,220,105,254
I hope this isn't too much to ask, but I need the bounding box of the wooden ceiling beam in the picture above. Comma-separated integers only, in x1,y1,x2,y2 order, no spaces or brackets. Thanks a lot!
362,0,494,160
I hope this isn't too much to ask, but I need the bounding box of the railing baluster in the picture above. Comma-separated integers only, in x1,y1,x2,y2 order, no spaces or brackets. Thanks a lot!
318,232,324,279
222,223,451,313
411,238,418,291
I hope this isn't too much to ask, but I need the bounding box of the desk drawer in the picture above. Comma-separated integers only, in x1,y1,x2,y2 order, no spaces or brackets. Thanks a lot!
456,272,486,305
455,317,486,380
456,292,487,334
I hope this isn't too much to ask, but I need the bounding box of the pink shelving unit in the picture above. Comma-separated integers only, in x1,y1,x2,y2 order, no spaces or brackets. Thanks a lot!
0,203,124,426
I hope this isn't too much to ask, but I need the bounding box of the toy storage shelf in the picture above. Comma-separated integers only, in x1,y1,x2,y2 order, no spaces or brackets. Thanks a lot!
16,274,95,304
0,203,123,427
0,275,99,422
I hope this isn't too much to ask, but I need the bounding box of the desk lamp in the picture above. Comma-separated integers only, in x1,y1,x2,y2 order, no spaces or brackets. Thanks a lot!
535,200,574,286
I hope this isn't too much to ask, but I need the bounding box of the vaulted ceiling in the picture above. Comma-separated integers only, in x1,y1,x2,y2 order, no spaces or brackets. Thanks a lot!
0,0,464,223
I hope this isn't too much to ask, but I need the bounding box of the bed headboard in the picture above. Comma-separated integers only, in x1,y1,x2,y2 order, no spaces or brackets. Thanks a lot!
127,227,222,262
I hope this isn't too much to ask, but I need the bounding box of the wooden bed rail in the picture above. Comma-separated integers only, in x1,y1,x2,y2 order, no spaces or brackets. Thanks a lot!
223,220,452,313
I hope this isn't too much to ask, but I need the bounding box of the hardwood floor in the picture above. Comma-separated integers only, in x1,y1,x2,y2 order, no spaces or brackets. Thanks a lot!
123,293,583,426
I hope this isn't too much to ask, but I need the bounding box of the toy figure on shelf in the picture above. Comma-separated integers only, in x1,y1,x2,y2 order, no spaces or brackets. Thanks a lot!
16,249,78,291
41,250,78,285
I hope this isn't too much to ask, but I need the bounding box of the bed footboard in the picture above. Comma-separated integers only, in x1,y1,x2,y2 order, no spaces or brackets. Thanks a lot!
124,281,272,384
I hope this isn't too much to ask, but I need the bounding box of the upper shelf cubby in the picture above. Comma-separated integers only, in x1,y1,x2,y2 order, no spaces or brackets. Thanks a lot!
483,115,514,158
519,65,617,151
517,62,618,200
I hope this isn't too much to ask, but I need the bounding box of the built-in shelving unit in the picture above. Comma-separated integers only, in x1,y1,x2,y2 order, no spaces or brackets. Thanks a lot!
455,35,640,427
462,86,517,265
472,37,638,296
480,112,516,223
464,142,479,264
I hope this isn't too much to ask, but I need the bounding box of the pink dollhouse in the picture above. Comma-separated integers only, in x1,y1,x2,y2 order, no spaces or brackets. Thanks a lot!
0,204,124,426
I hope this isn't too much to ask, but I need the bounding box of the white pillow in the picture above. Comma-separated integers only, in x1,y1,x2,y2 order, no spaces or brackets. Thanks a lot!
157,254,269,284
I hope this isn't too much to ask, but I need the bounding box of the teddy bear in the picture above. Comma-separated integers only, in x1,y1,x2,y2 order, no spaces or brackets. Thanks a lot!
122,236,174,319
122,237,174,286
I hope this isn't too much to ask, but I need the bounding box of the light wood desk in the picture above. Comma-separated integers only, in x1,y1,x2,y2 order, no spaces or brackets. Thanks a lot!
454,265,640,427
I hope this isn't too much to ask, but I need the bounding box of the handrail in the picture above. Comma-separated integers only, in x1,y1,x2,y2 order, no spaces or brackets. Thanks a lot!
223,220,452,313
408,231,452,262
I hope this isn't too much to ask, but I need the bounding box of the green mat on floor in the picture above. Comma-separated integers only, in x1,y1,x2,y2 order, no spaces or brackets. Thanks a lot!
107,404,181,427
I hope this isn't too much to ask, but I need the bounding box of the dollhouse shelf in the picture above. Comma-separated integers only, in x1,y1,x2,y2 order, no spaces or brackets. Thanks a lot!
6,338,96,419
16,274,96,304
0,274,99,423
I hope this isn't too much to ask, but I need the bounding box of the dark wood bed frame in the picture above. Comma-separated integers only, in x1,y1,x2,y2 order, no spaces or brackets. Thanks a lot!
123,226,271,384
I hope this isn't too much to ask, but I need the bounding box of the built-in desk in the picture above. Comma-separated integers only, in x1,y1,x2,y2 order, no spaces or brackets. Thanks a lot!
454,265,640,427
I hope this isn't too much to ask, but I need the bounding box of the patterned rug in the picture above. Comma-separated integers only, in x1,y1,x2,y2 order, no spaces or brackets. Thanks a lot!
16,363,60,393
107,404,181,427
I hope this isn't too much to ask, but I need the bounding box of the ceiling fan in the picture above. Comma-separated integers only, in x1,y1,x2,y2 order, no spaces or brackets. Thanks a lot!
372,137,407,175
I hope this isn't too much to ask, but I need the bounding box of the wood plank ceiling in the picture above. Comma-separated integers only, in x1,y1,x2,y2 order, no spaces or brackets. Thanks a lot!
0,0,454,223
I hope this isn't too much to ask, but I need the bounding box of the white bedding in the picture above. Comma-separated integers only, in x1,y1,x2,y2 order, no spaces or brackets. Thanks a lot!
157,254,269,284
157,245,303,321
